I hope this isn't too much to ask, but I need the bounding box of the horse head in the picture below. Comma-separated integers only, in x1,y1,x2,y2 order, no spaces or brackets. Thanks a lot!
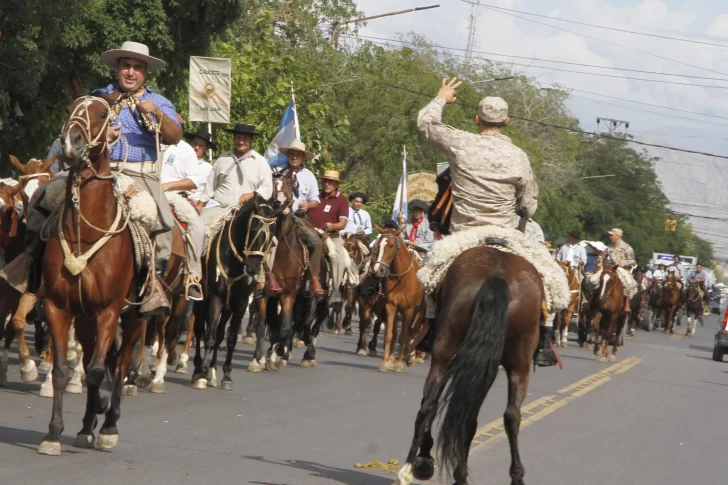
428,167,452,235
0,182,24,250
272,170,294,215
61,96,112,172
599,268,619,303
371,225,406,278
7,153,56,200
233,196,281,276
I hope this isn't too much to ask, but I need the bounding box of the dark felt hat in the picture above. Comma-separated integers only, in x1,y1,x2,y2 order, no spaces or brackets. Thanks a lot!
568,231,581,240
222,123,261,136
408,199,428,211
383,219,399,230
183,129,217,150
349,192,368,204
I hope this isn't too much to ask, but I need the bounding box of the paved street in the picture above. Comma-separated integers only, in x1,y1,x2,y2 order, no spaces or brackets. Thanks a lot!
1,315,726,485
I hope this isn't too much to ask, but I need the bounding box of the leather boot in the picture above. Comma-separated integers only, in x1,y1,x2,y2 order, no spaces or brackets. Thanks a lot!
623,296,630,313
310,275,325,298
534,324,557,367
140,277,170,317
267,270,282,296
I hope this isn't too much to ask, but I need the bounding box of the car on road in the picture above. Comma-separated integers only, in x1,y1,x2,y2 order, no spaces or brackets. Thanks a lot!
713,305,728,362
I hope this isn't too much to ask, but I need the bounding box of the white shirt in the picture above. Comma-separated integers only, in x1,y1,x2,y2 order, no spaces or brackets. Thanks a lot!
525,219,545,245
189,159,213,202
290,167,320,212
556,242,587,268
653,269,665,281
201,149,273,208
342,207,372,236
161,140,200,194
667,265,683,279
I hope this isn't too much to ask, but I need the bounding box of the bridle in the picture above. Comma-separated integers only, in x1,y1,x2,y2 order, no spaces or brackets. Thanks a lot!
371,233,413,279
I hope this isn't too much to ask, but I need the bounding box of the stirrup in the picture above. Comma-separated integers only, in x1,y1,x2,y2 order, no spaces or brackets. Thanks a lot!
185,274,204,301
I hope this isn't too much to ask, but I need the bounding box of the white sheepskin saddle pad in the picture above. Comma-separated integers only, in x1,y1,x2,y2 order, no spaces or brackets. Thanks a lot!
41,173,161,234
203,207,237,257
417,225,571,312
165,191,198,228
587,268,639,298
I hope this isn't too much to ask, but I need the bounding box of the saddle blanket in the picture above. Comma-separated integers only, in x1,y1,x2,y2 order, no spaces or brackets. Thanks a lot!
165,191,198,229
585,268,639,298
417,225,571,312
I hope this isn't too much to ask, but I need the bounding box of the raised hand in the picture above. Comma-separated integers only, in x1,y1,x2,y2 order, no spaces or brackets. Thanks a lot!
437,77,462,104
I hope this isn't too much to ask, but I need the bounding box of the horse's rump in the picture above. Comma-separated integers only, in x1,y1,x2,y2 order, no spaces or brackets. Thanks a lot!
417,224,570,312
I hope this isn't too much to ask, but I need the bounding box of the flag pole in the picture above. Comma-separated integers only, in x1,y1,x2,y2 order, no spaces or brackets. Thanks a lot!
291,81,301,141
399,145,407,219
207,122,213,162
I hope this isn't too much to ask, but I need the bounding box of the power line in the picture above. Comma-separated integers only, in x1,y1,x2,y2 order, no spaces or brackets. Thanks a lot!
354,34,728,82
473,3,728,79
351,36,728,90
633,132,728,141
460,0,728,49
376,81,728,160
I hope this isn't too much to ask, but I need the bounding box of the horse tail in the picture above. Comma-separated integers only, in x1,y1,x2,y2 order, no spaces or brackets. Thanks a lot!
438,276,509,477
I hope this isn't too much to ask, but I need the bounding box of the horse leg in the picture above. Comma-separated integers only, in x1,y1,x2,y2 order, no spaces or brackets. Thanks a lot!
194,295,224,389
379,304,397,372
244,297,258,345
151,313,170,394
343,286,354,335
302,300,326,368
10,291,37,382
191,300,207,385
600,313,617,362
277,294,294,367
72,318,106,448
501,365,531,485
38,301,71,456
356,300,371,356
208,309,230,387
222,293,249,390
611,314,626,362
99,310,143,450
369,316,382,356
394,353,448,485
175,300,194,373
396,308,415,372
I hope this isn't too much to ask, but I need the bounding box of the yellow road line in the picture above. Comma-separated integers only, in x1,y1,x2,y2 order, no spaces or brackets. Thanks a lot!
470,356,642,454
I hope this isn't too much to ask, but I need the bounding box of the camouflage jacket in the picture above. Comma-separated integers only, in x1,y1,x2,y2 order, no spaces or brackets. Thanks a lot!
607,241,636,267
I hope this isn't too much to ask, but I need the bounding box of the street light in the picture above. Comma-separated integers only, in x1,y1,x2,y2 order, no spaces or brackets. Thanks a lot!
580,174,616,180
331,5,440,46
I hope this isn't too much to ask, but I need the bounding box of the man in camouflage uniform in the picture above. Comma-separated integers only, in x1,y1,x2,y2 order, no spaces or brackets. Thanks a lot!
606,228,639,311
415,77,556,367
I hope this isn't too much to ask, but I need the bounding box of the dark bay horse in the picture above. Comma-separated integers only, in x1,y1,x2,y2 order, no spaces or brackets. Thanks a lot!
662,273,683,334
395,247,543,485
683,282,704,336
192,196,281,390
370,226,425,372
39,95,144,455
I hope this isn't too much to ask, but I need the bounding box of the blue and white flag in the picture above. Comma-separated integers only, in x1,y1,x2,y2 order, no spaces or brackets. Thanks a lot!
265,100,300,171
391,155,408,223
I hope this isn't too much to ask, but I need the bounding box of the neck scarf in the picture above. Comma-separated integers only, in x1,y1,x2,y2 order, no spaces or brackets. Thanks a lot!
108,85,157,132
409,218,422,241
353,209,362,226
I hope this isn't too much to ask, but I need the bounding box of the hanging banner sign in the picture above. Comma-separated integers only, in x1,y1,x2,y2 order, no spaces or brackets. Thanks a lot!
188,56,231,123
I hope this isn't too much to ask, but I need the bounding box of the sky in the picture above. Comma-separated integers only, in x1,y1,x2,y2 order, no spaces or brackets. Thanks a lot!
350,0,728,261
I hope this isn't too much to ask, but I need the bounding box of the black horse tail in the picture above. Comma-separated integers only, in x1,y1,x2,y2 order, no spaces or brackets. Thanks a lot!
438,276,509,478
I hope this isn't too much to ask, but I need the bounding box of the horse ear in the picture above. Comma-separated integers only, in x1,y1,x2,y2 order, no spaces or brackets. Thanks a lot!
9,155,26,175
40,153,57,173
395,227,406,237
374,224,384,233
7,182,23,197
67,77,84,100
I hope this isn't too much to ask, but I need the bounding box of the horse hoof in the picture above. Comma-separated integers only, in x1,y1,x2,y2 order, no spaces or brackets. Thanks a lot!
151,382,165,394
368,349,378,357
73,434,95,449
394,362,405,373
413,456,435,481
192,378,208,390
21,361,39,382
378,362,394,373
97,433,119,450
248,361,262,373
415,357,426,364
294,339,306,349
39,383,54,398
356,348,367,356
561,340,568,348
137,374,153,388
243,337,255,345
300,360,315,368
266,359,281,372
175,362,188,374
207,368,217,387
587,344,594,350
345,329,353,336
39,360,52,373
599,356,608,363
220,380,233,391
332,329,339,336
66,350,78,363
38,441,62,456
65,382,83,394
394,464,414,485
237,334,244,344
122,385,138,396
609,354,617,362
280,359,288,367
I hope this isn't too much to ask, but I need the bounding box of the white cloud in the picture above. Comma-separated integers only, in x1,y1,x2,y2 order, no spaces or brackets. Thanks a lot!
707,15,728,38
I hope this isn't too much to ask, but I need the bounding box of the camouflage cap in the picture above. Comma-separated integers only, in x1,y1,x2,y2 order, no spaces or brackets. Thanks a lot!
608,228,623,237
477,97,509,123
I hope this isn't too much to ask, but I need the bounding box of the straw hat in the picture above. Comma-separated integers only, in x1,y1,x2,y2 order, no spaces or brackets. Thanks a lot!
280,140,314,161
100,41,166,72
319,170,342,182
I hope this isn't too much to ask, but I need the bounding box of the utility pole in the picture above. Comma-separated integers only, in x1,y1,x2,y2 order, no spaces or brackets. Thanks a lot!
596,117,630,136
330,5,440,47
465,0,480,64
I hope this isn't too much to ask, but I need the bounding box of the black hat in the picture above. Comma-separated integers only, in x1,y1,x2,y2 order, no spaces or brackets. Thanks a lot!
409,199,428,211
222,124,261,136
183,129,217,150
568,231,581,240
349,192,368,204
383,219,399,230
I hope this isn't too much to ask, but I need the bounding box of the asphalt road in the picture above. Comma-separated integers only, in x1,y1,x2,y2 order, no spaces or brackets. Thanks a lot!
0,314,726,485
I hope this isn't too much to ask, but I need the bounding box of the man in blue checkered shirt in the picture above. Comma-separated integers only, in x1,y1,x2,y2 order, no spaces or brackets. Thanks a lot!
16,42,183,316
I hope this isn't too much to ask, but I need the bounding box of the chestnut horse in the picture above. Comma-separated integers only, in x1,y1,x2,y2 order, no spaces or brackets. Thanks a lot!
340,233,367,335
592,267,627,362
369,226,425,372
554,260,580,348
662,272,683,334
394,247,543,485
39,95,144,455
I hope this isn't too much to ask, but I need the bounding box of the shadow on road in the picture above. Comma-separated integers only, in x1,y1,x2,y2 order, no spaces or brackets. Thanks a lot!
685,354,713,361
244,456,393,485
689,344,713,353
0,426,83,454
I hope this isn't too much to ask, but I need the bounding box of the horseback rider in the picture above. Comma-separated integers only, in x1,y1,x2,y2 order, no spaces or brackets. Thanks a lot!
556,231,587,270
160,119,204,301
606,228,638,311
400,199,435,262
307,170,352,305
688,263,710,314
275,140,325,297
342,192,372,256
653,263,666,281
416,77,557,367
667,255,684,281
183,129,215,210
198,123,276,295
2,41,182,316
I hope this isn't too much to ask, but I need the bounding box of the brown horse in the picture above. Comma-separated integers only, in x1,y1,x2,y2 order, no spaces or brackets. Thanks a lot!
394,247,543,485
554,260,580,348
592,267,627,362
427,167,452,236
340,233,367,335
39,95,144,455
369,226,425,372
662,272,683,333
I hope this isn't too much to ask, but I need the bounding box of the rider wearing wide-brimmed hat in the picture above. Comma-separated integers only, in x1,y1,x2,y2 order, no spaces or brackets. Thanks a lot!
402,199,434,261
183,129,215,206
556,231,587,269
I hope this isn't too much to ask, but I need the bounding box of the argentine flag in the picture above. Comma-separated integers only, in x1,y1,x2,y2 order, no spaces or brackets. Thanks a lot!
391,160,407,223
265,100,300,172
